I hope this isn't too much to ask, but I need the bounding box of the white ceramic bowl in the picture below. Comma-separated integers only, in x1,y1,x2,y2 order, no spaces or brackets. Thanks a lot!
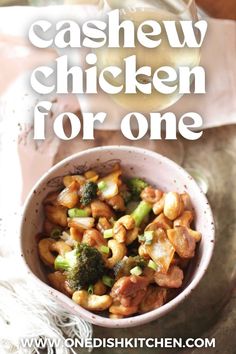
20,146,215,328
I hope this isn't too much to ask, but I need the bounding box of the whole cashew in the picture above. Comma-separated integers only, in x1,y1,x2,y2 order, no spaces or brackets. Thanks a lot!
152,193,166,215
106,239,127,268
50,240,72,255
109,301,138,316
82,229,107,247
44,204,68,227
117,215,135,230
91,200,114,219
109,314,124,319
38,239,72,266
141,187,163,204
72,290,112,311
84,170,99,182
164,192,184,220
126,227,139,245
113,223,126,243
181,193,193,211
113,215,135,243
38,238,55,266
63,175,86,188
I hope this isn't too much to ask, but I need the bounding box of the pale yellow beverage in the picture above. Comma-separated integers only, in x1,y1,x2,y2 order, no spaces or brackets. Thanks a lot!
96,7,200,112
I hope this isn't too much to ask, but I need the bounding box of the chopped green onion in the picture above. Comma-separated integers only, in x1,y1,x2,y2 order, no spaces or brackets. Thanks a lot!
102,275,114,287
68,208,88,218
100,245,110,254
98,181,107,191
88,284,94,295
148,260,158,271
50,228,61,239
144,231,154,245
130,266,143,276
138,234,145,242
131,201,152,227
103,229,113,239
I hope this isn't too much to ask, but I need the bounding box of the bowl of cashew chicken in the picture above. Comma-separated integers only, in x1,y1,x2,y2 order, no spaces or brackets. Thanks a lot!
20,146,215,328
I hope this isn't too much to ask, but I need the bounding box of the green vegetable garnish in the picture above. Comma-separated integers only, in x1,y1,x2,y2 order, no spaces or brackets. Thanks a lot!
68,208,88,218
120,190,132,205
131,200,152,227
97,181,107,191
54,244,105,290
102,275,114,287
50,228,61,239
138,234,145,242
80,181,98,206
144,231,154,245
103,229,113,239
130,266,143,276
127,178,148,200
148,260,158,271
88,284,94,295
100,245,110,254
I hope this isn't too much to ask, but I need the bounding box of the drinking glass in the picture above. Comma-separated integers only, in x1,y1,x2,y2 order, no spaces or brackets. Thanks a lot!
95,0,200,112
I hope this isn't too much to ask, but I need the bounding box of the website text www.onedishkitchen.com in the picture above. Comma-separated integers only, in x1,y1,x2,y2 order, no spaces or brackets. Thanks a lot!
20,336,216,350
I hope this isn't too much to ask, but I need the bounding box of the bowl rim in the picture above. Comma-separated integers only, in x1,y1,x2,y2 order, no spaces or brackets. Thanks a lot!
20,145,215,328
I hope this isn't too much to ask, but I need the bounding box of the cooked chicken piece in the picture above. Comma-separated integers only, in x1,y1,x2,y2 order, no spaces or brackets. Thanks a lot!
141,186,163,204
111,275,149,307
154,265,184,288
91,200,114,219
139,286,167,313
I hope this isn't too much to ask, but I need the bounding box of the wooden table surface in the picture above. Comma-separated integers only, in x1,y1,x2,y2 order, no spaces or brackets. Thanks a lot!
197,0,236,20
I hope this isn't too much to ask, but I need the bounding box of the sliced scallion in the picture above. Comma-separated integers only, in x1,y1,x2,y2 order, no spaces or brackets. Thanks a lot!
50,228,61,239
102,275,114,287
103,229,113,239
138,234,145,242
68,208,88,218
148,260,158,271
88,284,94,295
144,231,154,245
100,245,110,254
130,266,142,276
97,181,107,191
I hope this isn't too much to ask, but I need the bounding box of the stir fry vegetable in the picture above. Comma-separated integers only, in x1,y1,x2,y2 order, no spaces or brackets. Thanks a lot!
38,164,201,317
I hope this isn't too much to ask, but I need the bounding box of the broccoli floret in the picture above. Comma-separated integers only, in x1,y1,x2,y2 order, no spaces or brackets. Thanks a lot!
127,178,148,200
131,200,152,227
120,190,132,205
54,244,105,290
80,181,98,206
